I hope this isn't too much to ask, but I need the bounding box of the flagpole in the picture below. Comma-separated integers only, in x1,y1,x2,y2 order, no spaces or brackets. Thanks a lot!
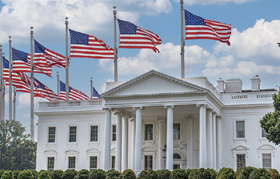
57,71,60,96
90,77,93,100
0,45,4,121
65,17,69,101
113,6,118,82
180,0,185,78
30,26,34,140
13,86,16,120
9,36,12,121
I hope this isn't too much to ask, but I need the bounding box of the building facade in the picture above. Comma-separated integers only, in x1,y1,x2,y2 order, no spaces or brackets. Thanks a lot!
36,70,279,173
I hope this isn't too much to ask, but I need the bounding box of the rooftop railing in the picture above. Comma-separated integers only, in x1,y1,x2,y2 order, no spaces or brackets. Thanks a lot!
39,99,103,108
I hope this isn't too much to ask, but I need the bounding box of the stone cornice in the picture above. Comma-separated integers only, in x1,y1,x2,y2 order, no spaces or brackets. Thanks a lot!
223,104,273,109
35,110,105,117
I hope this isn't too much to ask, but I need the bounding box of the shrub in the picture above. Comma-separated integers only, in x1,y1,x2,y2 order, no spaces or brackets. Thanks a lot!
170,168,188,179
89,169,106,179
185,169,192,178
105,169,121,179
12,171,20,179
205,168,217,178
30,170,38,179
217,167,236,179
249,168,271,179
122,169,136,179
0,170,5,178
188,168,216,179
38,171,51,179
239,166,257,179
75,169,89,179
18,170,34,179
235,169,242,179
156,169,171,179
269,169,280,179
137,169,157,179
62,169,77,179
50,170,64,179
1,171,14,179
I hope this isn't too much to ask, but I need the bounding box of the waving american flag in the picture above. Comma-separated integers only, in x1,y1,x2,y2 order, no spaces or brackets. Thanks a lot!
60,81,89,101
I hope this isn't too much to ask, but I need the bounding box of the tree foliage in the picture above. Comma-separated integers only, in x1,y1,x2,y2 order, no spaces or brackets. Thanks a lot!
0,120,37,170
260,91,280,144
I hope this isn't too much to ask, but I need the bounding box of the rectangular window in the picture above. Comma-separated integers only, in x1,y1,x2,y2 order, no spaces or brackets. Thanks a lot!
263,154,271,170
69,126,77,142
262,128,268,138
48,127,56,143
47,157,54,171
112,125,116,141
91,126,98,142
68,157,76,169
90,156,97,170
145,155,153,170
236,121,245,138
145,124,153,140
237,154,246,169
111,156,115,169
173,123,180,140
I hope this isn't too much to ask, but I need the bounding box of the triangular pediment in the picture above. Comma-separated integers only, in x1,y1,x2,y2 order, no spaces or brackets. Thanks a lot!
232,144,250,151
101,70,206,98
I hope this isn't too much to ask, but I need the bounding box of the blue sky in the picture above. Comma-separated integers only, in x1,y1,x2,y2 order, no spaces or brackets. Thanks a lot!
0,0,280,140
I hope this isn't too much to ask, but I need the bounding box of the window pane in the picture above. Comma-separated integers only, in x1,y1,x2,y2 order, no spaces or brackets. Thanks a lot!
47,157,54,171
145,124,153,140
112,156,115,169
263,154,271,170
91,126,98,142
173,123,180,140
90,156,97,170
69,127,77,142
262,128,268,138
68,157,76,169
236,121,245,138
145,155,153,170
237,154,245,169
112,125,116,141
48,127,56,143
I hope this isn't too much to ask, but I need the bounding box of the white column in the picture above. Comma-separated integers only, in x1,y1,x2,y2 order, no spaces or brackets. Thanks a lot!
198,104,207,168
216,117,222,170
165,105,174,171
158,117,163,170
115,112,122,172
129,118,135,170
103,108,112,171
206,109,213,168
212,113,217,170
122,115,128,171
134,107,143,174
186,115,194,169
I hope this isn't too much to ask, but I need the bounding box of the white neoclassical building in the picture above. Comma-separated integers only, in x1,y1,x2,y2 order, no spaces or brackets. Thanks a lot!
36,70,280,174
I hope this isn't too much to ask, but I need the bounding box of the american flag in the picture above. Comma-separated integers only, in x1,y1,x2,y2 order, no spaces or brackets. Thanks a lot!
92,87,101,99
34,78,62,101
60,81,89,101
185,10,231,46
69,29,114,59
117,19,162,53
34,40,67,68
12,48,52,77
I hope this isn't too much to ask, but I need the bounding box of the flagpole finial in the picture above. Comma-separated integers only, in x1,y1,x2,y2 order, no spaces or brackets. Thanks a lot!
8,36,11,43
0,45,2,48
65,17,69,25
180,0,183,4
113,6,117,14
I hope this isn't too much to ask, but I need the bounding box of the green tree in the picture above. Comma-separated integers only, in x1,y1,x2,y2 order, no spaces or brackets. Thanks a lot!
260,91,280,144
0,120,37,170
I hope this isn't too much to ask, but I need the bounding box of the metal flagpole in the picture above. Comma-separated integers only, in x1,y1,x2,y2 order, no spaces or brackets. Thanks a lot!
0,45,4,121
90,77,93,100
8,36,12,121
113,6,118,82
65,17,69,101
180,0,185,78
57,71,60,96
13,86,16,120
30,26,34,141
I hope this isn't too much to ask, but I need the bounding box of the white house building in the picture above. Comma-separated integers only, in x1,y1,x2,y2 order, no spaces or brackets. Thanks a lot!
35,70,279,174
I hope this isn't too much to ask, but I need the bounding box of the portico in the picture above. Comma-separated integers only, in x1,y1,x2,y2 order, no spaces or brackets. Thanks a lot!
101,70,222,173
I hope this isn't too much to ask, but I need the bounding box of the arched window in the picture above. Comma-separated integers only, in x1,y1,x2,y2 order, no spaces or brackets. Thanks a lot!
173,153,181,159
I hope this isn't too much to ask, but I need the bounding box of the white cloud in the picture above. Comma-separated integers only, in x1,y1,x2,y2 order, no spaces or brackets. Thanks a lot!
0,0,172,44
18,93,47,108
176,0,257,5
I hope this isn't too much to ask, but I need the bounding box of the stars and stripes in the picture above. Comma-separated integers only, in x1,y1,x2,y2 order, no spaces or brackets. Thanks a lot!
69,29,114,59
60,81,89,101
92,87,101,99
184,10,231,46
34,40,67,68
34,78,62,101
117,19,162,53
12,48,52,77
